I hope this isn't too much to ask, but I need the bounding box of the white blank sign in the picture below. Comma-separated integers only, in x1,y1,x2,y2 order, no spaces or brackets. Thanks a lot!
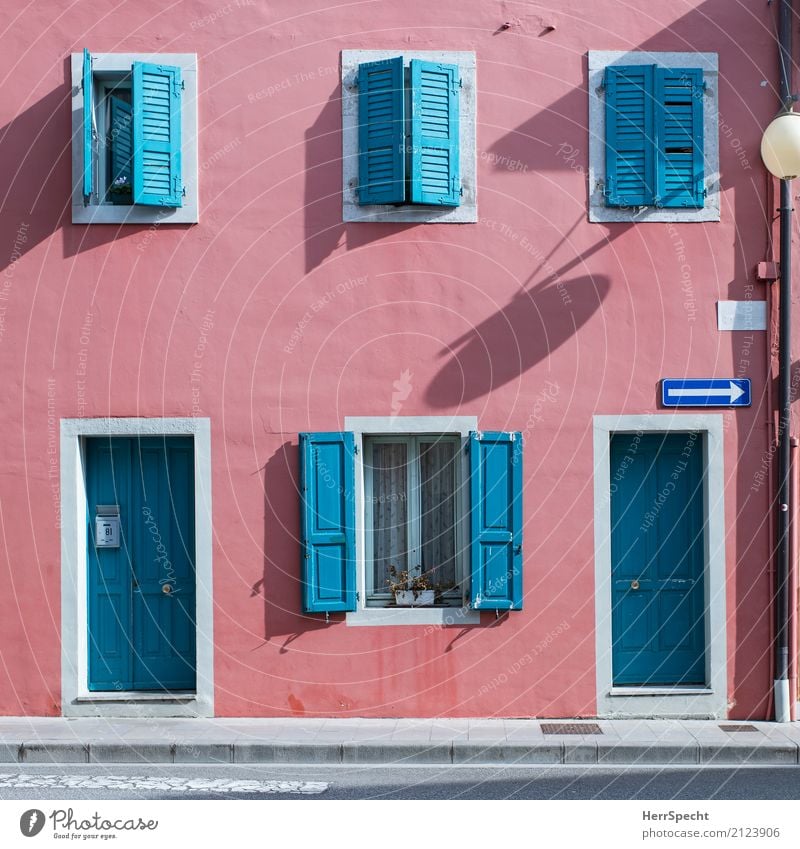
717,301,767,331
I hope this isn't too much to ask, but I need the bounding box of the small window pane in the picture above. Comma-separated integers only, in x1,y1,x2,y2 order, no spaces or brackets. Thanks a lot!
420,440,456,590
369,442,408,592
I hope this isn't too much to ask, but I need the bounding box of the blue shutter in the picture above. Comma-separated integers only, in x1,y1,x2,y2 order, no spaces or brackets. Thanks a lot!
655,68,704,208
300,432,357,613
409,60,460,206
82,48,93,203
358,57,405,204
469,431,523,610
109,96,133,192
132,62,182,207
605,65,655,206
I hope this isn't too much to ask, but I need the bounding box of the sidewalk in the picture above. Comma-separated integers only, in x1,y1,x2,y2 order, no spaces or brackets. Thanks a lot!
2,717,800,766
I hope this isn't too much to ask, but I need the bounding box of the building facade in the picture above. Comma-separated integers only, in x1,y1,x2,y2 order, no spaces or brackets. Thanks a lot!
0,0,795,720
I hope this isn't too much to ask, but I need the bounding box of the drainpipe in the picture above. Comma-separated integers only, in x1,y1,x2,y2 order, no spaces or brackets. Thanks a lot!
790,437,798,720
775,0,794,724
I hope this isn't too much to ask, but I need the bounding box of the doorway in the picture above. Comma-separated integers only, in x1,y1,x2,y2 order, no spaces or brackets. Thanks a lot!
85,436,196,691
610,432,705,686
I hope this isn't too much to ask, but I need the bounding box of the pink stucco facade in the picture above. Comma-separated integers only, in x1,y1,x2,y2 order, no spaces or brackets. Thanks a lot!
0,0,794,719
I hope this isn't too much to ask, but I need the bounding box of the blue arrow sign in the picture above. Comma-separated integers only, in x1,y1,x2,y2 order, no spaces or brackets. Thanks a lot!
662,378,751,407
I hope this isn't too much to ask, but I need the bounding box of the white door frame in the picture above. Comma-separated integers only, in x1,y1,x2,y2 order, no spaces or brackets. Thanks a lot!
593,413,728,718
60,417,213,717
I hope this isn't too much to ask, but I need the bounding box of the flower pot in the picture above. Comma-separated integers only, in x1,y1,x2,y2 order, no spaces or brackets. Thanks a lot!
110,194,132,205
394,590,435,607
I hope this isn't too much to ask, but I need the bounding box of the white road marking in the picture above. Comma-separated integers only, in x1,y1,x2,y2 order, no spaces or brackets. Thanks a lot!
0,774,328,794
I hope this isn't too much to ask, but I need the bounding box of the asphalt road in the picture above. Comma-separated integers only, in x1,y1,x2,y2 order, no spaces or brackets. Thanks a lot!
1,763,800,800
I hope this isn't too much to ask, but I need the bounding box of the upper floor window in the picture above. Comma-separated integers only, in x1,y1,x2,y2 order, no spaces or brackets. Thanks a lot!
71,51,198,224
588,51,719,223
342,51,477,223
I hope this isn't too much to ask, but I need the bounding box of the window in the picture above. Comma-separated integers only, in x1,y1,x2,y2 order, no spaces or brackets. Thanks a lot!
365,435,463,605
588,51,719,223
342,51,477,223
71,51,198,224
299,420,523,624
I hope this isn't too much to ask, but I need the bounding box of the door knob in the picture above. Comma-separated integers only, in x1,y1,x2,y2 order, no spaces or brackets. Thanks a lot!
630,579,640,590
162,584,172,594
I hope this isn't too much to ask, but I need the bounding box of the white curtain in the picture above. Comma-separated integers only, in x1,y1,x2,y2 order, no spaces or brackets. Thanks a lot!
371,442,408,592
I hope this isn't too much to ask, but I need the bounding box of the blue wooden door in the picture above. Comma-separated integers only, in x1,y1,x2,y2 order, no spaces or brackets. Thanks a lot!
610,433,705,685
86,437,196,691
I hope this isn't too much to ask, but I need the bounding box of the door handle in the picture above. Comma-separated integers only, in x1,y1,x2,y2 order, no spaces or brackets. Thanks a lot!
630,579,640,590
162,584,172,595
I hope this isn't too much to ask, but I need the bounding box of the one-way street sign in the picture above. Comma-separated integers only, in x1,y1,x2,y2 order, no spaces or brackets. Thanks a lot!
661,378,751,407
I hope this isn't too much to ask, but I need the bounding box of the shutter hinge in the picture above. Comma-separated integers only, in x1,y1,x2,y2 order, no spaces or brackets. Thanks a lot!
703,187,708,198
356,591,360,602
353,443,359,455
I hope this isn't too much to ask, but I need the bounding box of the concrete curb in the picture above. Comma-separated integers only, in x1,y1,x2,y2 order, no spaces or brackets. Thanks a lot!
0,739,797,766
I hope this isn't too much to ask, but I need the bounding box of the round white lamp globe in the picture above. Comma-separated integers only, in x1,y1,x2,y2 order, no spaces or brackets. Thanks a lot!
762,111,800,179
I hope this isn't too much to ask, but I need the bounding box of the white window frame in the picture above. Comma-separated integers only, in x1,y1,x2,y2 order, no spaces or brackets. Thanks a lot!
593,413,727,718
588,50,720,223
60,417,213,717
70,52,199,225
345,416,480,627
341,50,478,224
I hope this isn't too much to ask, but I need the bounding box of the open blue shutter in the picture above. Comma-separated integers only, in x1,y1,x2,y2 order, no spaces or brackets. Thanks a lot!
110,96,133,191
469,431,523,610
409,60,460,206
605,65,655,206
82,48,93,203
358,57,405,204
132,62,182,207
300,432,357,613
655,68,704,208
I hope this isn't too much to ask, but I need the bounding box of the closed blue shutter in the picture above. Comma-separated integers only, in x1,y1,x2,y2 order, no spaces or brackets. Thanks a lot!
82,48,93,203
605,65,655,206
655,68,704,208
409,60,460,206
300,432,357,613
469,431,523,610
358,57,405,204
132,62,182,207
109,96,133,192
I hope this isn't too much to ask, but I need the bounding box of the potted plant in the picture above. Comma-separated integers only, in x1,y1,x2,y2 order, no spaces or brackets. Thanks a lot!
109,175,132,205
386,565,435,606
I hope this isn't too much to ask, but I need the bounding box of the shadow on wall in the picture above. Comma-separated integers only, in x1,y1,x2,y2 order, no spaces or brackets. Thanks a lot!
425,273,612,407
253,441,337,650
303,83,417,275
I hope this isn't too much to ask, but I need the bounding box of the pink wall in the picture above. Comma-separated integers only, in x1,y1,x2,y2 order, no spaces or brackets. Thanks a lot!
0,0,787,717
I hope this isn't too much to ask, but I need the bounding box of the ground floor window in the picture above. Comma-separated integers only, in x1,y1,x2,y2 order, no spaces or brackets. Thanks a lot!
301,421,523,621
